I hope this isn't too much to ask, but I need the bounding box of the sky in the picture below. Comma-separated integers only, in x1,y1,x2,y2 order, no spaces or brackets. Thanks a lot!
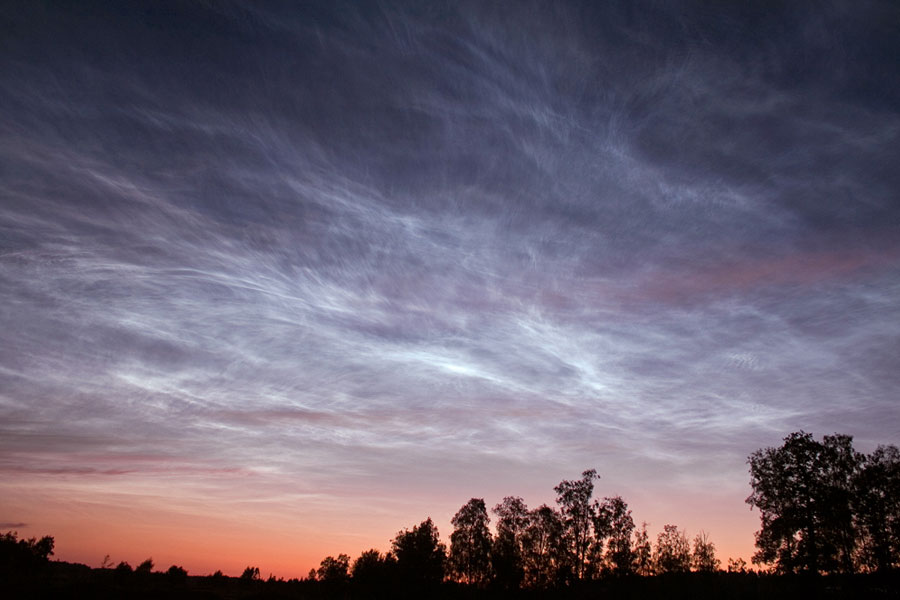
1,0,899,579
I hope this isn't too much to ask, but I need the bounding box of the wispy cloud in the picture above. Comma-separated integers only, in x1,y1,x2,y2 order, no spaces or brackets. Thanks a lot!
1,0,898,574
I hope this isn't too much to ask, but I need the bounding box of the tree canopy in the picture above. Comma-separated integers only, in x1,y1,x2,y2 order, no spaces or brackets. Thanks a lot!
747,431,900,574
449,498,492,586
391,517,446,587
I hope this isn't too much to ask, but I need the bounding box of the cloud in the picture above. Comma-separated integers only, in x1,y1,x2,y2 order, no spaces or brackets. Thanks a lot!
1,0,898,571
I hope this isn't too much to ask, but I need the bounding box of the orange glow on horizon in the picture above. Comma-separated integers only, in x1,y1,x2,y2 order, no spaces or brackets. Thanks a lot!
4,475,761,580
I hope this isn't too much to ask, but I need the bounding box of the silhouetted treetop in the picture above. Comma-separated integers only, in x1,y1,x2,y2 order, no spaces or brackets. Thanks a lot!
449,498,492,586
0,531,54,574
136,557,154,574
654,524,691,574
595,495,637,576
316,554,350,583
392,517,446,586
554,469,599,580
692,531,720,572
747,431,900,574
854,444,900,572
351,548,396,587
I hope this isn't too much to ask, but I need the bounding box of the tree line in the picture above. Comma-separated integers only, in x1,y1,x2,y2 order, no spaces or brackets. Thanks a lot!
3,430,897,597
301,431,898,588
306,468,727,591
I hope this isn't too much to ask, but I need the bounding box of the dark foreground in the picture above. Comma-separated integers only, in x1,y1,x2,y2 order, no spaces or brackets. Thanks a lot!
6,562,900,600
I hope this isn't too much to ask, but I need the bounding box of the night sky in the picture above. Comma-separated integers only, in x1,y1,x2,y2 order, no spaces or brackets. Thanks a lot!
2,0,899,577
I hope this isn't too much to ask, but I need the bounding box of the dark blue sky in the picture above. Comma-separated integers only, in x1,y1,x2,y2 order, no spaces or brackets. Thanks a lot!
1,0,899,574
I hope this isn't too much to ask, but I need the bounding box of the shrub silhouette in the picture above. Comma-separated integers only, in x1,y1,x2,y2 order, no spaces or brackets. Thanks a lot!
0,531,54,574
115,561,133,574
135,557,154,574
166,564,188,583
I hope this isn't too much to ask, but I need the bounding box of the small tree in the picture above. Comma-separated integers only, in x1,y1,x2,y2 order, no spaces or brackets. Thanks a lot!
691,531,720,572
240,566,260,581
654,525,690,574
727,557,747,573
633,522,653,575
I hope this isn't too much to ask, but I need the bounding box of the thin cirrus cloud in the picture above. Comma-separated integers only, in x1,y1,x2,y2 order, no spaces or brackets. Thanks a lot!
1,0,899,575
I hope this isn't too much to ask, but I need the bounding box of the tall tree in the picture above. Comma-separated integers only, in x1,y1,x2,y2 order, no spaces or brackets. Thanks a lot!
819,433,861,572
853,444,900,572
492,496,529,590
392,518,447,587
653,524,691,574
521,504,566,588
746,431,861,573
594,495,636,575
554,469,599,580
449,498,493,585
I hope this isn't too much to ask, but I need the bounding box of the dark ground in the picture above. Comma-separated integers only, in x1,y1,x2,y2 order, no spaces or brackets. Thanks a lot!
5,561,900,600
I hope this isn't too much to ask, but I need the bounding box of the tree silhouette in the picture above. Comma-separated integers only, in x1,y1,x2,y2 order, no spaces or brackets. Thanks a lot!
0,531,54,575
166,564,188,584
747,431,861,574
449,498,493,586
135,557,154,574
14,448,900,597
351,548,396,586
853,444,900,572
521,504,567,587
491,496,529,590
653,524,691,574
392,518,446,587
316,554,350,583
691,531,720,572
727,557,748,573
115,561,133,574
633,522,653,576
554,469,599,580
594,495,636,576
820,434,862,573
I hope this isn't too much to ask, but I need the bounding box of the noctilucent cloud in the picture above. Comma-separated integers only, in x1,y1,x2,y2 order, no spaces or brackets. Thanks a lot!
2,0,899,577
